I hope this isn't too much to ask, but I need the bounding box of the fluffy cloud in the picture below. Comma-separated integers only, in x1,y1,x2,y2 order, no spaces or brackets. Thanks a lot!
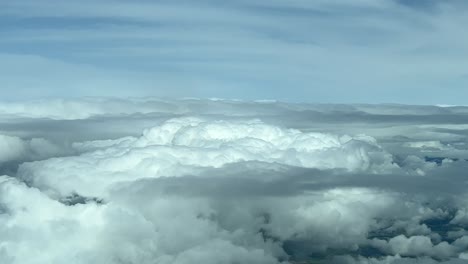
17,117,396,198
0,134,65,165
2,98,468,263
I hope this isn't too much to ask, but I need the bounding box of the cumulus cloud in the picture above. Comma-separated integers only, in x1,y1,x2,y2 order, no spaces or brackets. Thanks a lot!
2,98,468,263
16,117,396,198
0,134,63,162
0,133,68,177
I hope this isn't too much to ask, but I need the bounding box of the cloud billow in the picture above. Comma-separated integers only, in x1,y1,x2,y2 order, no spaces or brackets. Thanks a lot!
2,98,468,263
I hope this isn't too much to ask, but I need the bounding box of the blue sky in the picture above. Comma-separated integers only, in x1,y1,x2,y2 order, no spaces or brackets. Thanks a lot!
0,0,467,104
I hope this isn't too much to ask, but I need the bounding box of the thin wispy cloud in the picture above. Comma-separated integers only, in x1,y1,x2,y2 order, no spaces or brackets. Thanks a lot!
1,0,467,103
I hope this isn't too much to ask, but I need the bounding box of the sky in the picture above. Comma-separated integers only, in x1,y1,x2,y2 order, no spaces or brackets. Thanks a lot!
3,2,468,262
0,0,467,103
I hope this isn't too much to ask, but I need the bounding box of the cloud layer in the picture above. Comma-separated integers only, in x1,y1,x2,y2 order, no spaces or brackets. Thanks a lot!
1,0,468,103
2,98,468,263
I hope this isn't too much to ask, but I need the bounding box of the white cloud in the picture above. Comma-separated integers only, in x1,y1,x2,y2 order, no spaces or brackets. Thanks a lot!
370,235,456,258
0,134,64,163
17,117,396,198
2,98,468,263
